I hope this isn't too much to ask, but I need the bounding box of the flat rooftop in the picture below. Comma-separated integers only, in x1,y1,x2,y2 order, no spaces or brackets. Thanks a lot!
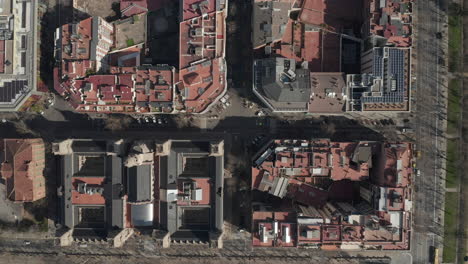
0,0,38,111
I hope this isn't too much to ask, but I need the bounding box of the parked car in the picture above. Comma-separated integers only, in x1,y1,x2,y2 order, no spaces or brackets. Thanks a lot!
402,128,414,133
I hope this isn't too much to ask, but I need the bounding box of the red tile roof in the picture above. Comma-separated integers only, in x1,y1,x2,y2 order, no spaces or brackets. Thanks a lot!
0,139,46,202
71,177,106,205
62,60,96,80
120,0,148,17
179,12,218,69
60,17,93,61
176,178,211,206
287,179,328,207
251,139,413,249
180,58,225,113
252,140,374,186
369,0,412,47
181,0,215,21
55,1,226,114
372,143,412,187
109,47,142,67
298,0,363,32
252,211,297,247
329,142,372,181
322,225,341,242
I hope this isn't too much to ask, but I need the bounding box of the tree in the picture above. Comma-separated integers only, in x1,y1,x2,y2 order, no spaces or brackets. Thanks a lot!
320,122,336,136
85,68,96,76
104,115,132,132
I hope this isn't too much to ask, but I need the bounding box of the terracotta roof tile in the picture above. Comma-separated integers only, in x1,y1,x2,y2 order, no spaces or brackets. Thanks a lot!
0,139,45,202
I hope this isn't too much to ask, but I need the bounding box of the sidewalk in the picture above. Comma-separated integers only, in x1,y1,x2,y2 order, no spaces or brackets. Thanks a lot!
456,0,468,261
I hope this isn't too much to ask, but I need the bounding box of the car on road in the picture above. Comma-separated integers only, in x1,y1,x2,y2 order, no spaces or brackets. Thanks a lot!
416,169,421,177
401,128,414,133
252,134,266,146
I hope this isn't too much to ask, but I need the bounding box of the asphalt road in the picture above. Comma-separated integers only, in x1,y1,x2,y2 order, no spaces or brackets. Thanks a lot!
0,0,442,262
411,0,448,263
0,236,404,264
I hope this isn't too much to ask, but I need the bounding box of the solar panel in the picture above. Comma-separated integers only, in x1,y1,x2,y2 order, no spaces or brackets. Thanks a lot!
359,48,407,105
0,80,28,103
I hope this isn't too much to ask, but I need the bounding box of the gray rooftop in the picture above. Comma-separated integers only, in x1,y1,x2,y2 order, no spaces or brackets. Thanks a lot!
254,57,311,111
71,140,108,153
157,140,224,237
127,164,153,203
252,1,291,48
58,140,125,235
255,57,311,102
